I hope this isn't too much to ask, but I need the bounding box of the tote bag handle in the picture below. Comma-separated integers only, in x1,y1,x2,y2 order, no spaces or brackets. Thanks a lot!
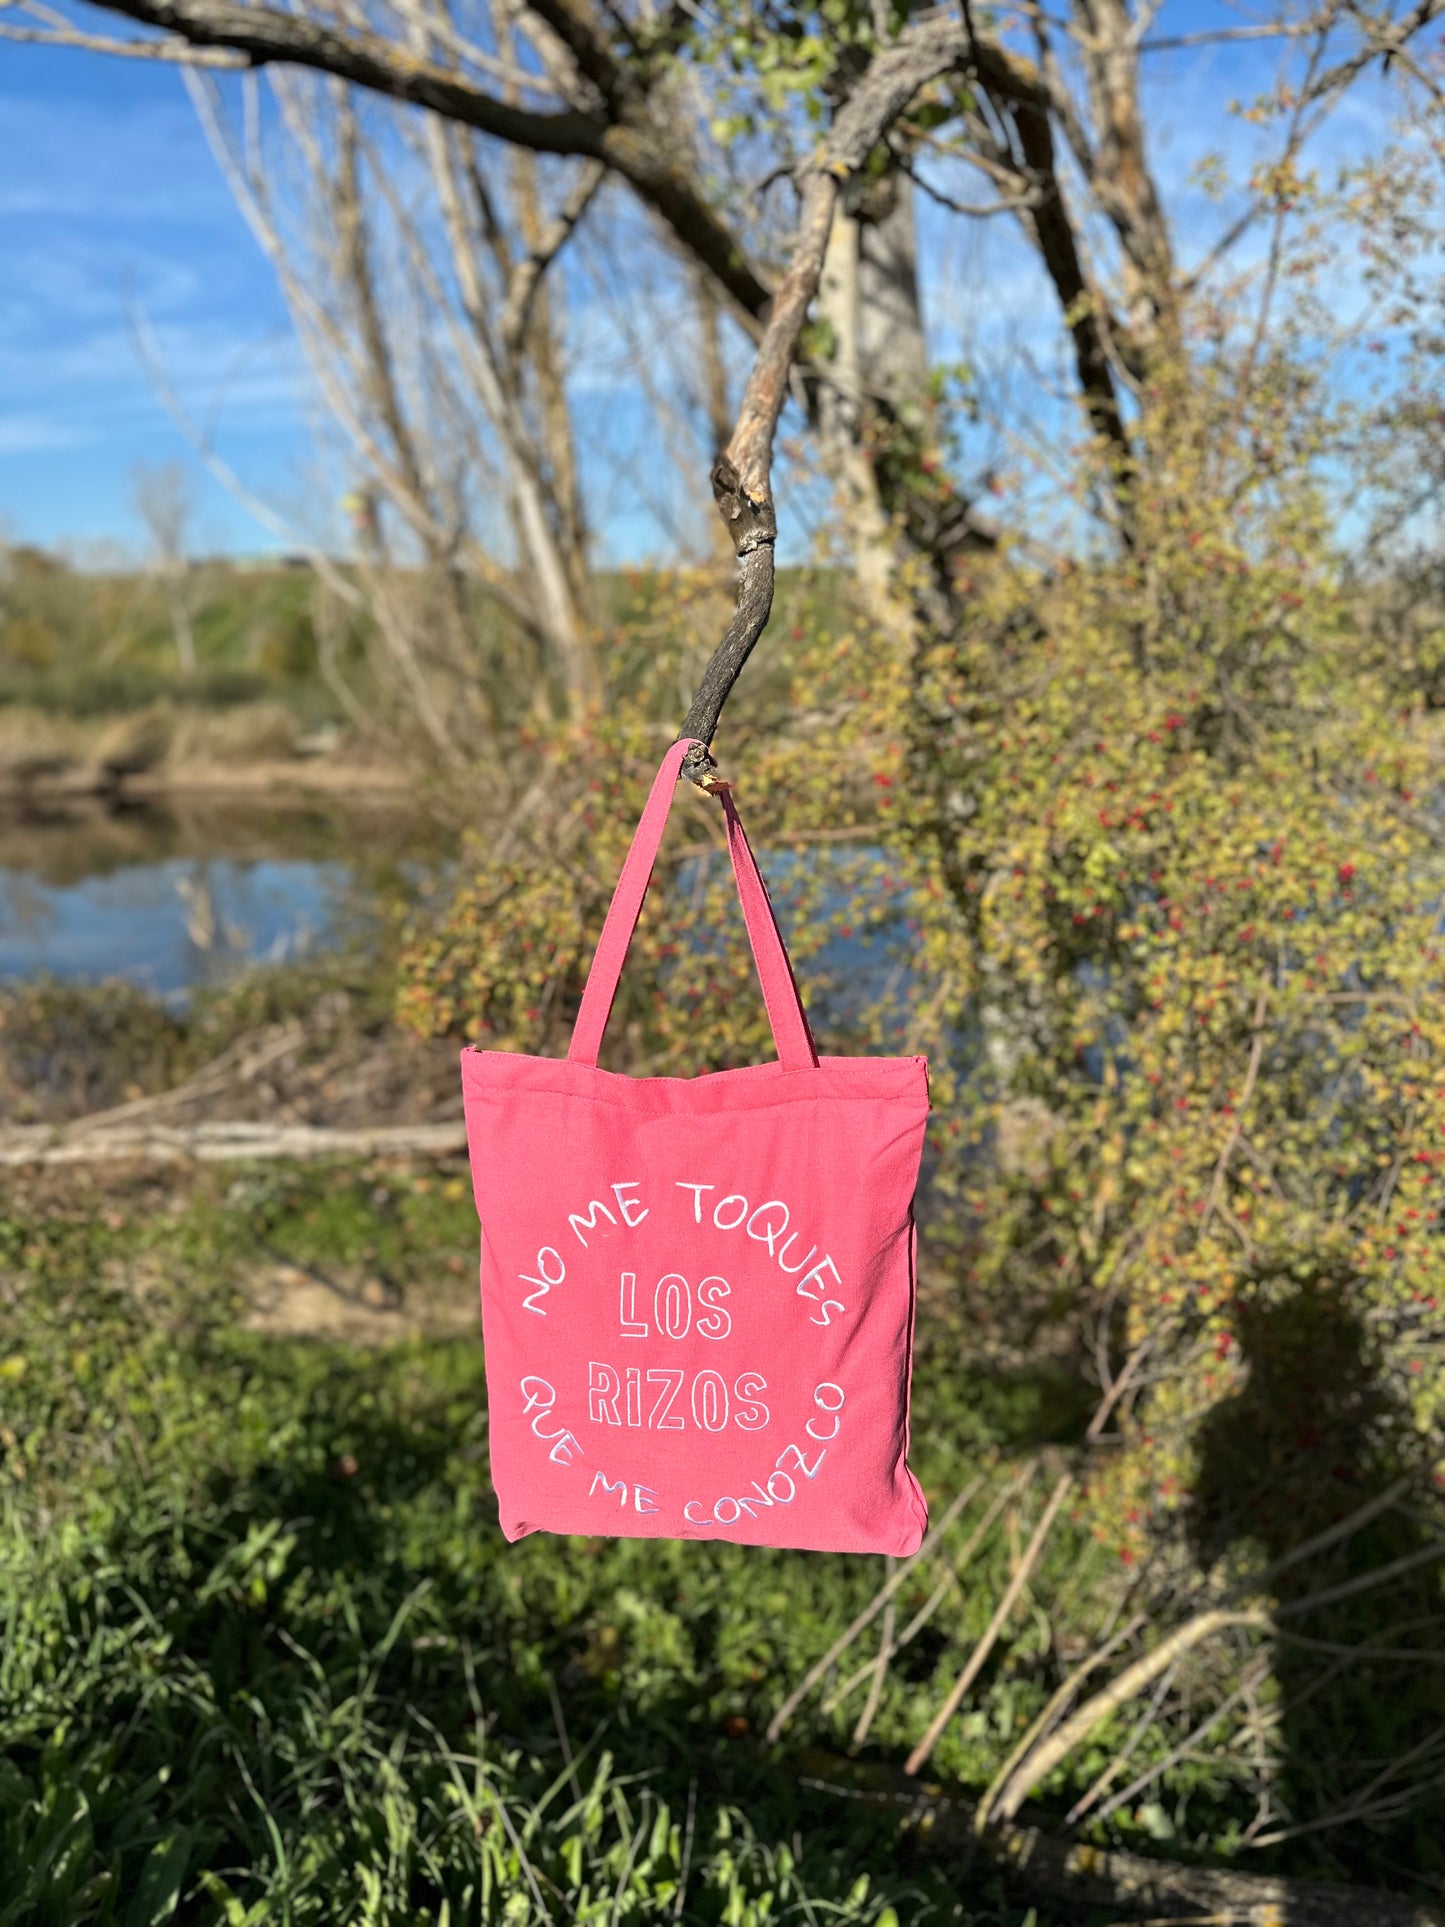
568,737,818,1073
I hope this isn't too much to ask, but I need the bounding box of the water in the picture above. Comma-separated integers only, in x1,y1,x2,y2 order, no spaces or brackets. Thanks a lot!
682,843,927,1049
0,797,428,997
0,801,929,1045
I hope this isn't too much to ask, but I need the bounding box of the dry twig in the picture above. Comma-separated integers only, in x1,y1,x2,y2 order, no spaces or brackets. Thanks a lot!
765,1471,989,1743
905,1469,1075,1776
820,1466,1033,1718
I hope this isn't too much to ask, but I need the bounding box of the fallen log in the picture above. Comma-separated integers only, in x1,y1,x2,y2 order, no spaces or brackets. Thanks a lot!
977,1815,1441,1927
0,1119,468,1165
796,1753,1443,1927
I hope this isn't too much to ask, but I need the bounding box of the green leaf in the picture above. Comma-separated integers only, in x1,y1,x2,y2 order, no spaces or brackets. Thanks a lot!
124,1833,194,1927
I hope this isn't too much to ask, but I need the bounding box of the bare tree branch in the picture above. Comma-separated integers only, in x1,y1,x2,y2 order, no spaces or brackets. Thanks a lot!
990,1608,1267,1822
764,1472,997,1744
801,1752,1445,1926
522,0,642,111
903,1470,1076,1776
1141,11,1338,50
680,10,982,770
0,13,244,59
384,0,557,92
1311,0,1445,95
1225,27,1332,444
894,149,1043,219
500,155,606,355
420,114,595,700
73,0,774,317
92,0,606,141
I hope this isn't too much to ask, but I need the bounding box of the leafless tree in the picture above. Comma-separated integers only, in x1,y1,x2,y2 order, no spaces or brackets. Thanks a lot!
132,458,199,676
12,0,1445,758
182,63,600,747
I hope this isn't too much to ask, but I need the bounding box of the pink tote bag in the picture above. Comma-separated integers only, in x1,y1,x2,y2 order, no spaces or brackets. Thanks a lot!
460,737,929,1554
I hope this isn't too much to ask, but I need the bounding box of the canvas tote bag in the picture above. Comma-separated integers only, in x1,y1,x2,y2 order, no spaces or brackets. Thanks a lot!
461,737,929,1554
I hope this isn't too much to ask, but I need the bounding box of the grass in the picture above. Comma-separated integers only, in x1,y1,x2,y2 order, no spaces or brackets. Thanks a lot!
0,1169,1101,1925
3,1154,1442,1919
0,560,321,712
0,554,853,732
5,546,1444,1914
4,969,1442,1915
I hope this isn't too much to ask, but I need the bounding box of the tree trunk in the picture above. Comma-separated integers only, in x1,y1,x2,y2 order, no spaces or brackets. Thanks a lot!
816,172,976,637
816,190,916,639
512,145,592,623
856,171,929,416
425,118,596,713
1069,0,1179,357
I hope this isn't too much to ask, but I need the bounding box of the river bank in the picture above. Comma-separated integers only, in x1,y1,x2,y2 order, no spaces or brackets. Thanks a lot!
0,774,417,999
0,697,412,805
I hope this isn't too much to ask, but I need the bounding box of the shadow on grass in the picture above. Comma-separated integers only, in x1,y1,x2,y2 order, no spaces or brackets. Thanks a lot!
1189,1283,1445,1894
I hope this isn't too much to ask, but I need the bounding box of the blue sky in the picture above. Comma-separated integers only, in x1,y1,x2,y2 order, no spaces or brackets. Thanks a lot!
0,45,313,558
0,6,1420,564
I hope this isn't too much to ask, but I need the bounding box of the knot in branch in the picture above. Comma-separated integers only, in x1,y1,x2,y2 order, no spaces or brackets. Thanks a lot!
711,455,777,559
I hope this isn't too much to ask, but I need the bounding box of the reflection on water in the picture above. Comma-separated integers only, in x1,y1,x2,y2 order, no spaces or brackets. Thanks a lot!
0,800,932,1035
0,796,432,996
0,855,345,993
